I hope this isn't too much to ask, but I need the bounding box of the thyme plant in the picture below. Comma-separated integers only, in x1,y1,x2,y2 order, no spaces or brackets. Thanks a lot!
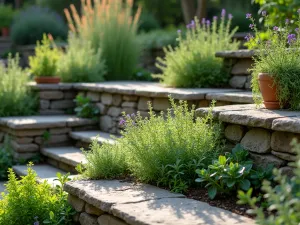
154,9,239,88
246,11,300,109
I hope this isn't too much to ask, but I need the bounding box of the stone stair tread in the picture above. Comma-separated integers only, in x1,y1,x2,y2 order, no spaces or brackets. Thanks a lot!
13,164,77,186
205,91,253,103
0,115,97,129
70,130,118,144
42,146,86,167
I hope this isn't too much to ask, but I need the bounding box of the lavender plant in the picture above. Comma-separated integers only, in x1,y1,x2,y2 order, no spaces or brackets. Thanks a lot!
154,9,239,88
246,11,300,109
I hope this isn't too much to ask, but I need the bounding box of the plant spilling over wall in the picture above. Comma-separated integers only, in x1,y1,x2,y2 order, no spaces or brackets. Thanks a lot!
154,9,239,88
29,34,61,77
58,35,107,82
74,94,100,119
238,139,300,225
0,164,74,225
0,55,37,117
80,99,222,193
10,6,67,46
64,0,141,80
247,11,300,110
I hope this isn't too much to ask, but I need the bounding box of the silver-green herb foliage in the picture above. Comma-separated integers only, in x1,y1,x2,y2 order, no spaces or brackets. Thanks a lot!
154,10,239,88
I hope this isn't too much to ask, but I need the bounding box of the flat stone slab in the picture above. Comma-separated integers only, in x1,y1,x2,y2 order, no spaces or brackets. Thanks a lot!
28,82,73,90
64,180,185,213
42,146,86,167
112,198,255,225
70,131,118,145
272,117,300,133
0,115,97,129
215,50,255,58
206,91,254,103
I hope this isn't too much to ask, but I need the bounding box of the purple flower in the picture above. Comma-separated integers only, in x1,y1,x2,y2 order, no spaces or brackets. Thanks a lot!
206,20,211,26
286,19,290,24
296,28,299,32
131,113,135,118
298,9,300,14
201,18,206,24
186,20,195,29
177,29,181,33
244,33,253,41
119,119,126,126
273,26,279,31
262,11,267,16
213,16,218,20
249,24,255,29
34,222,39,225
287,33,296,44
191,20,195,25
246,13,252,19
221,9,226,17
228,14,233,19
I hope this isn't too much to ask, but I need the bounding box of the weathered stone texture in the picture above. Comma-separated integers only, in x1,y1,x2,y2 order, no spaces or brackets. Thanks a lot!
14,137,33,144
241,128,271,153
100,116,113,132
198,100,210,108
121,102,137,108
138,97,151,111
231,59,253,75
11,140,39,153
68,194,85,212
40,91,64,100
85,203,105,216
79,213,98,225
153,98,170,111
271,131,300,154
96,103,108,115
34,134,69,145
280,166,295,177
101,93,113,105
98,214,128,225
87,92,101,102
107,107,122,117
49,127,72,135
123,95,138,101
40,100,50,109
229,76,247,89
271,151,296,162
250,153,286,168
112,95,122,106
50,100,75,109
121,108,136,115
225,125,245,143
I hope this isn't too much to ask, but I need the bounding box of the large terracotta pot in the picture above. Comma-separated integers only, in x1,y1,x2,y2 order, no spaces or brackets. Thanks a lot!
35,76,61,84
1,27,9,37
258,73,280,109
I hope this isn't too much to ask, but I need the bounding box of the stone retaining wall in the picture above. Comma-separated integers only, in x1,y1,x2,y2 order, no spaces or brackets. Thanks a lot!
216,50,255,89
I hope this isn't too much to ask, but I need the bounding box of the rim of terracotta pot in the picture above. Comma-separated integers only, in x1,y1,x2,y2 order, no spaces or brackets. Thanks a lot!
34,76,61,84
258,72,274,81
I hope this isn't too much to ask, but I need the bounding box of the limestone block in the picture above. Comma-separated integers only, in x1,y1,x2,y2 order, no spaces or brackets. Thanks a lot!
241,128,271,153
13,152,38,161
34,134,69,145
11,140,39,153
112,95,122,106
123,95,138,101
14,137,34,144
14,129,46,137
245,75,252,89
280,166,294,177
79,213,98,225
40,91,64,100
39,109,66,115
138,97,152,111
224,124,245,143
121,102,137,108
49,127,72,135
100,116,113,132
96,103,108,115
153,98,170,111
121,108,136,115
271,131,300,154
107,107,122,117
85,203,105,216
64,91,77,99
40,100,50,109
138,111,149,118
101,93,113,105
250,153,286,168
215,101,229,106
68,194,85,212
98,214,128,225
87,92,101,102
231,59,253,75
229,76,247,89
271,151,296,162
50,100,75,109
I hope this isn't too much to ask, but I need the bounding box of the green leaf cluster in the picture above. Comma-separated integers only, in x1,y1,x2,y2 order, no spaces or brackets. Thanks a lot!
74,94,99,119
154,12,239,88
238,139,300,225
196,144,274,199
0,136,14,181
0,164,74,225
81,98,223,193
29,34,61,77
0,54,38,117
0,4,14,28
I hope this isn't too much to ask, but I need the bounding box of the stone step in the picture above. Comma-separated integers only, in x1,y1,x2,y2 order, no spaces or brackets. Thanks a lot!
41,146,86,172
205,91,253,104
70,130,118,145
13,164,75,187
0,115,98,130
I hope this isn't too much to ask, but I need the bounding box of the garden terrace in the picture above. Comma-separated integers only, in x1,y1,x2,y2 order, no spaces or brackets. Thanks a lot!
216,50,255,89
29,81,253,134
196,104,299,175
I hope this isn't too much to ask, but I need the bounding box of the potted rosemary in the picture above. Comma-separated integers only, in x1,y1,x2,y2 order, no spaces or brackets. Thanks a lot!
0,4,14,37
246,11,300,110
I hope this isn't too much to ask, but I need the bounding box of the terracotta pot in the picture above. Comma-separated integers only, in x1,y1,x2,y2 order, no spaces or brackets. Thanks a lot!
1,27,9,37
35,76,61,84
258,73,280,109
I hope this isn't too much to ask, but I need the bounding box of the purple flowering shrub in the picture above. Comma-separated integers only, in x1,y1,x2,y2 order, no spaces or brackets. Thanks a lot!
154,9,239,88
82,98,222,193
246,11,300,109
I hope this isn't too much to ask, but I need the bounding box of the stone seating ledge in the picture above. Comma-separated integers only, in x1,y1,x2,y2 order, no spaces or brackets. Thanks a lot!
64,179,255,225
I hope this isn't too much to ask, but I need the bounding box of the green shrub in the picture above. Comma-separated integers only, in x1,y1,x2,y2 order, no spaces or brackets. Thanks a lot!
0,55,38,117
35,0,81,18
196,144,273,199
138,11,161,32
65,0,141,80
0,164,74,225
238,139,300,225
74,94,99,119
10,6,67,45
82,99,222,193
29,34,61,77
155,10,239,88
58,35,107,82
0,136,14,181
0,4,14,28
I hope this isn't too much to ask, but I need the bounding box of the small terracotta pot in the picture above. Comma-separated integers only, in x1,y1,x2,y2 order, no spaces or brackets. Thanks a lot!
35,76,61,84
258,73,280,109
1,27,9,37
